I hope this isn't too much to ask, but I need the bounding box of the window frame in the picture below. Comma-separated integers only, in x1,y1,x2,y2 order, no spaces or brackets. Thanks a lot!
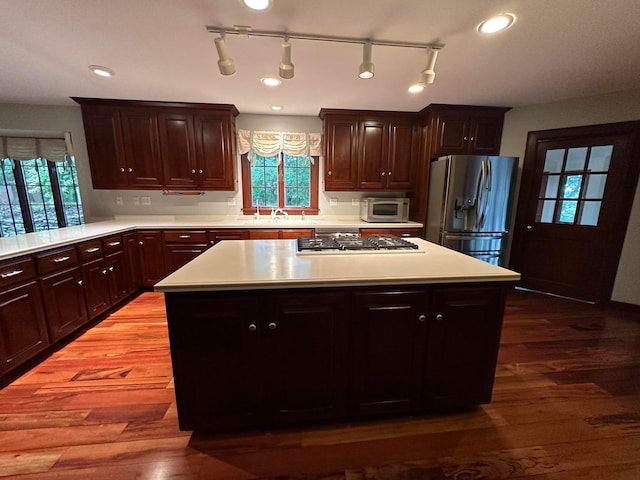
240,152,319,215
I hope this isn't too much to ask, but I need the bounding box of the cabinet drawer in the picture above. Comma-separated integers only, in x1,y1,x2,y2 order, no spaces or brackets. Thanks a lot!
102,234,124,254
0,257,36,289
35,247,78,275
164,230,208,244
77,239,104,262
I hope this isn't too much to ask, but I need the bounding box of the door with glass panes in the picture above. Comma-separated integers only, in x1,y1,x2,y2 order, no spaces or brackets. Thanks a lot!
511,122,640,304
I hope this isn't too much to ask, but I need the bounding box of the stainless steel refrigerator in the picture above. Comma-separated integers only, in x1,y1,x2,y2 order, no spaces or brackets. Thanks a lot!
426,155,519,266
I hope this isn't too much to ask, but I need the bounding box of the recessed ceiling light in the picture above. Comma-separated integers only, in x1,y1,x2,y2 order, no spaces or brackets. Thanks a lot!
89,65,114,77
243,0,272,11
477,13,516,34
408,84,425,93
270,105,283,111
261,77,282,87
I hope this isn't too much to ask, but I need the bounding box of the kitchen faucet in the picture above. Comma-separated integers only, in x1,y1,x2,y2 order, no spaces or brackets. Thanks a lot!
270,208,288,221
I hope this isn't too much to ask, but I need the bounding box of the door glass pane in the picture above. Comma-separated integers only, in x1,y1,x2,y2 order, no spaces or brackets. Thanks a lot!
584,174,607,199
537,200,556,223
561,175,582,199
579,201,601,226
543,149,564,173
588,145,613,171
566,147,587,171
558,200,578,223
539,174,560,198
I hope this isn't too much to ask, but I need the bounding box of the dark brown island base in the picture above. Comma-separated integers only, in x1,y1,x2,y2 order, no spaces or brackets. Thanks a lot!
155,238,520,432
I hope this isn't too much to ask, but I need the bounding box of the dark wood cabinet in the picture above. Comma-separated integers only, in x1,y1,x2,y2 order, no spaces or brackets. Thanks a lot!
104,250,129,305
165,289,349,431
163,230,208,272
39,267,88,342
320,110,418,191
0,257,49,375
137,230,167,286
350,288,428,415
123,232,141,294
424,286,506,406
80,257,111,320
248,228,314,239
426,105,509,158
73,98,238,191
208,229,250,247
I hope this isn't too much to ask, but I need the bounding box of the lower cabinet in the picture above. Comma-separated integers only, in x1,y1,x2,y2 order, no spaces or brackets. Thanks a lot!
248,228,315,239
81,258,111,319
165,289,348,431
350,288,428,415
39,267,88,342
163,230,208,272
0,281,50,375
164,283,510,432
137,230,167,286
208,229,250,247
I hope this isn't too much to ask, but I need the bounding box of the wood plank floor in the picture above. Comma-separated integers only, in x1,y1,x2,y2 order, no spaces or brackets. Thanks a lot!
1,290,639,479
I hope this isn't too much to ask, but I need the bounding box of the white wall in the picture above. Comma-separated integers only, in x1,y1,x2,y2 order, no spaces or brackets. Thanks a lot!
500,88,640,305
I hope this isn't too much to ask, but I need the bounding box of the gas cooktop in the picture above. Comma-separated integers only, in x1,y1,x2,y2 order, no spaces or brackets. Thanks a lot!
296,234,423,255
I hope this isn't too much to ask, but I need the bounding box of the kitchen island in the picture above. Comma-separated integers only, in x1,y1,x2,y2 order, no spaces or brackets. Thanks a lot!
155,238,520,432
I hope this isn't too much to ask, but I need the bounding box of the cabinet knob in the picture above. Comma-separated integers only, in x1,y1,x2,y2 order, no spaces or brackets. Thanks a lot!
526,225,533,231
463,136,468,141
108,266,114,272
191,169,196,174
436,314,444,321
268,322,277,330
199,169,203,174
470,136,475,141
388,171,392,176
77,279,83,286
128,167,133,173
120,167,125,173
381,171,386,176
210,240,215,245
139,241,144,246
327,170,332,176
418,314,426,322
248,323,257,332
101,269,108,275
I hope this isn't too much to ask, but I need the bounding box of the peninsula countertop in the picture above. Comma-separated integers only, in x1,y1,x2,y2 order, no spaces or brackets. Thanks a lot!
154,238,520,292
0,215,423,261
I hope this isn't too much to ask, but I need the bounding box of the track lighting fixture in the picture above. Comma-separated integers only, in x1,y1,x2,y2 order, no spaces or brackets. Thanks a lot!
419,46,439,85
359,42,374,79
214,33,236,76
279,39,294,79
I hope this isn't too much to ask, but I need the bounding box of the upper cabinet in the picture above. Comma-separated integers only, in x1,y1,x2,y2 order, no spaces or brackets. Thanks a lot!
73,98,238,191
320,109,419,192
425,104,510,158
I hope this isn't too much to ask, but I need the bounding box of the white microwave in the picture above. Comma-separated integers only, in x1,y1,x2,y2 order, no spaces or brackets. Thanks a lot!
360,197,410,223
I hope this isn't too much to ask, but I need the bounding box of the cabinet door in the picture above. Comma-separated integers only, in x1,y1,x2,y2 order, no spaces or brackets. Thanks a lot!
386,120,415,190
194,112,235,189
208,229,249,247
165,292,262,431
137,231,167,286
350,289,428,415
468,114,504,155
164,244,207,273
79,107,128,188
0,281,50,375
264,291,348,424
81,258,111,320
424,286,505,406
105,250,130,305
123,232,141,294
158,112,198,188
279,228,314,239
40,268,88,342
324,117,359,190
249,229,280,240
120,108,163,187
357,120,388,190
432,111,470,156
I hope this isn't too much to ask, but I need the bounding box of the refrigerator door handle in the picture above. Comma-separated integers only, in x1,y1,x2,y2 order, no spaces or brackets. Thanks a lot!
477,159,492,229
444,233,506,240
473,160,486,228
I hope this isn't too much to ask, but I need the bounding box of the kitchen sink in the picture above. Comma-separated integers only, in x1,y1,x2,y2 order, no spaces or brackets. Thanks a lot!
242,219,317,226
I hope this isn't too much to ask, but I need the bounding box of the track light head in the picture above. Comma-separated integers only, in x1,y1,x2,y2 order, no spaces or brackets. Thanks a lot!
279,39,294,79
214,34,236,75
359,42,374,79
417,46,440,85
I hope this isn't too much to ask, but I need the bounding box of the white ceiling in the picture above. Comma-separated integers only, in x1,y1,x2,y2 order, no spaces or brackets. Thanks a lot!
1,0,640,116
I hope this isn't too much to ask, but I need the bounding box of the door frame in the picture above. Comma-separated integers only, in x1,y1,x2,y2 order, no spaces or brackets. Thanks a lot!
510,121,640,305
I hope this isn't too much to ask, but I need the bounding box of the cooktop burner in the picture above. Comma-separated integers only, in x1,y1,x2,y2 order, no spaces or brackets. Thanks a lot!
297,234,420,253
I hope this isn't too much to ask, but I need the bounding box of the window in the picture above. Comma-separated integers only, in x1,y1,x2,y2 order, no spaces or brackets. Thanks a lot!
241,152,319,214
0,136,84,237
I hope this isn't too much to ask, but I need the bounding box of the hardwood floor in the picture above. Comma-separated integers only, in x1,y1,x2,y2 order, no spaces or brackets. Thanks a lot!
1,290,639,479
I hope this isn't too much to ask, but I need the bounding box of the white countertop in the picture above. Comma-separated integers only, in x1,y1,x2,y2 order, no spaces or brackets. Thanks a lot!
0,215,423,261
154,238,520,292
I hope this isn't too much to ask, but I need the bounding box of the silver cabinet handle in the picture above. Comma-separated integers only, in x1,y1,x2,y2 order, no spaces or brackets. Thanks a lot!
436,314,444,321
52,256,70,263
248,324,257,332
86,247,100,253
178,235,190,239
77,279,83,286
268,322,277,330
0,269,23,279
418,314,426,322
108,241,121,247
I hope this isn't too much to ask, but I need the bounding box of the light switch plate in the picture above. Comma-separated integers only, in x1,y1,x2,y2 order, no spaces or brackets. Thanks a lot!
141,196,151,206
329,198,338,207
351,198,360,206
132,197,140,206
115,196,123,206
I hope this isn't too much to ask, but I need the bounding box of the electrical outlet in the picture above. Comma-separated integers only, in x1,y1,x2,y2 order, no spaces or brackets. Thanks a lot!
227,197,236,206
141,196,151,206
329,198,338,207
115,196,123,206
132,197,140,206
351,198,360,206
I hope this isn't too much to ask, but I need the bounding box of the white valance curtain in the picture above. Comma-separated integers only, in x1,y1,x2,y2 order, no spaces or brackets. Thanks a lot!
0,132,75,164
237,129,321,165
